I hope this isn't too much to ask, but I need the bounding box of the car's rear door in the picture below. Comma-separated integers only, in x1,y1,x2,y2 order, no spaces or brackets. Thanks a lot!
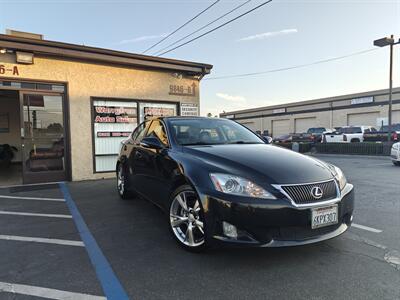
137,120,175,206
128,120,151,196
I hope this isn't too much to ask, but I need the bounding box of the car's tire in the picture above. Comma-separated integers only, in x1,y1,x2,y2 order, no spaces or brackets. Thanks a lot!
351,138,360,143
168,185,207,252
393,161,400,166
116,162,133,199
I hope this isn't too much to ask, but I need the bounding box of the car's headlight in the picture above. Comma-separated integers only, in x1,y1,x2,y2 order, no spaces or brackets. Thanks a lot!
210,173,276,199
327,165,347,191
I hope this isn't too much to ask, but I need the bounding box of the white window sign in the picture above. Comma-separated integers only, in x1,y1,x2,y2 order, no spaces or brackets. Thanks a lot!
351,96,373,105
93,100,138,172
181,103,199,116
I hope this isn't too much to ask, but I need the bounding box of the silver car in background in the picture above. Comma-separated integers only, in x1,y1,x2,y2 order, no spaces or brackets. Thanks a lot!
391,142,400,166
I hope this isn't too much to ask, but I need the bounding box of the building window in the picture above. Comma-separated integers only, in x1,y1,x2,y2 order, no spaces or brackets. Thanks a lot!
139,102,178,123
92,99,138,172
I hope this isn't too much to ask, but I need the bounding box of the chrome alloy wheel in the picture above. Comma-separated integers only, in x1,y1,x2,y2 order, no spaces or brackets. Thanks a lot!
117,165,124,195
169,190,205,247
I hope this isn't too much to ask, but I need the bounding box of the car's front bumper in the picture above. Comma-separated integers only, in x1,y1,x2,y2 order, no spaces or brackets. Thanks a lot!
198,184,354,247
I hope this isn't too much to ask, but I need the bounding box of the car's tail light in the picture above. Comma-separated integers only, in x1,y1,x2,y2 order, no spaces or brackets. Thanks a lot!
343,135,347,141
392,132,398,141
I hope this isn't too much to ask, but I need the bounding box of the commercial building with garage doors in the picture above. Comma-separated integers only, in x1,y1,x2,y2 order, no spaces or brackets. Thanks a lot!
220,87,400,137
0,30,212,186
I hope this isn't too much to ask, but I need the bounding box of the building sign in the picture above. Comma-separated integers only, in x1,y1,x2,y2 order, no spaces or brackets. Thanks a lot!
169,82,196,97
351,96,373,105
94,106,137,123
181,103,199,116
223,114,234,119
0,65,19,76
144,107,175,119
92,101,138,172
273,108,286,114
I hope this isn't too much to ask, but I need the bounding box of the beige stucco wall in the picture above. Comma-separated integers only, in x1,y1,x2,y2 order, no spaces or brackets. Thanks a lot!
0,53,200,181
236,104,400,135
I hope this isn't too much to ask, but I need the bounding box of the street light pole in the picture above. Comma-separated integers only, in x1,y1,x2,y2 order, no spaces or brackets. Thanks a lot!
388,36,393,142
374,35,398,142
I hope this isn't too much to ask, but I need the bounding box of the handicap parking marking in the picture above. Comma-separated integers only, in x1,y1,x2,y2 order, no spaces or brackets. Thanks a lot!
0,195,65,201
352,223,383,233
0,234,85,247
0,210,72,218
0,281,106,300
59,182,130,300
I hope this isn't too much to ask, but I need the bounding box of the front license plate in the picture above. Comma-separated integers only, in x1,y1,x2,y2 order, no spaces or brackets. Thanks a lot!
311,205,338,229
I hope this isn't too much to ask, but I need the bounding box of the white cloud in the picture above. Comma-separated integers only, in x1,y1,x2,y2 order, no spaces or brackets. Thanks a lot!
216,93,246,103
116,33,167,45
238,28,298,42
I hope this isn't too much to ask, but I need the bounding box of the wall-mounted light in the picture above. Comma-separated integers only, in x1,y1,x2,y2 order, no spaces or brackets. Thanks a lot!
171,72,183,79
16,51,34,64
0,49,7,54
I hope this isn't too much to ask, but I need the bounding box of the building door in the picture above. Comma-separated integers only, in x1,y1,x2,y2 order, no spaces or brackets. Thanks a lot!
272,119,290,137
20,92,68,184
347,112,379,127
295,117,316,133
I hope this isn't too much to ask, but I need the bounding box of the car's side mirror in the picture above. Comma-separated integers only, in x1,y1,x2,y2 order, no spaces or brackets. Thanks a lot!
140,136,164,150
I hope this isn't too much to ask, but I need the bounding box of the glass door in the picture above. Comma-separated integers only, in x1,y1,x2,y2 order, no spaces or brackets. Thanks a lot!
20,92,67,183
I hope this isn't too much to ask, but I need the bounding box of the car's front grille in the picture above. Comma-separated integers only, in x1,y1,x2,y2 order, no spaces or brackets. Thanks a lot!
281,180,338,205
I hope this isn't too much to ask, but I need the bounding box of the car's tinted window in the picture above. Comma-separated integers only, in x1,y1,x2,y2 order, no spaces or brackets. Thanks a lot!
169,119,264,145
308,127,325,134
132,121,149,142
340,127,362,134
146,120,169,146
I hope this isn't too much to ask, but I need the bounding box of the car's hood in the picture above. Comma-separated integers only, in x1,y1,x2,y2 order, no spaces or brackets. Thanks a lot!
183,144,334,184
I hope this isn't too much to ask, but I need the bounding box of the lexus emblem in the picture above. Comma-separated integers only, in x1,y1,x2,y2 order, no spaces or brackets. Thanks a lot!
311,186,323,199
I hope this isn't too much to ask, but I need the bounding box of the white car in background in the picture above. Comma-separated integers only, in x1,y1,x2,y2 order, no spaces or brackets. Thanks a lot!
324,126,377,143
391,142,400,166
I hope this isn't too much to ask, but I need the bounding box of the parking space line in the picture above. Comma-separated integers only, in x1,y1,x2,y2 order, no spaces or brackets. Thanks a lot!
59,182,129,300
0,195,65,202
352,223,383,233
0,235,84,247
0,281,106,300
0,210,72,219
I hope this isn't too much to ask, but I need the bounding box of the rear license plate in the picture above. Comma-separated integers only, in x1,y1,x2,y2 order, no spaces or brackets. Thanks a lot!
311,205,338,229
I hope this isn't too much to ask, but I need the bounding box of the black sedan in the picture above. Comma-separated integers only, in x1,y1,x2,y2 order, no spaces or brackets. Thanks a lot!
116,117,354,251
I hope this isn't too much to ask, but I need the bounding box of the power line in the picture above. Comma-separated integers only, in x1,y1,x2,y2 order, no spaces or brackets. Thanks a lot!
142,0,221,54
153,0,252,56
157,0,273,56
203,48,380,80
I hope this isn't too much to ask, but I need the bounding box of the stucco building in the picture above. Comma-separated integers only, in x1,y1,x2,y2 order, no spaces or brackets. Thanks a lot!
220,88,400,137
0,30,212,186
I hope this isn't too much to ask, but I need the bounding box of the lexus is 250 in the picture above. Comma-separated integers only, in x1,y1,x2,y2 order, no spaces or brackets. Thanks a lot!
116,117,354,251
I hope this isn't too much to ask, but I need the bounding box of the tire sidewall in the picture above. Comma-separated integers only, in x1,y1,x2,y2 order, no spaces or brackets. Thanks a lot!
117,162,131,199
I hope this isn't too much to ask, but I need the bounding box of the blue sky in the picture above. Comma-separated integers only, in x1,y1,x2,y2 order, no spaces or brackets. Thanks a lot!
1,0,399,116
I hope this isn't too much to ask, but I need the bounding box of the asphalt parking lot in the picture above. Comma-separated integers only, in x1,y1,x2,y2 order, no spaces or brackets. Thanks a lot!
0,154,399,300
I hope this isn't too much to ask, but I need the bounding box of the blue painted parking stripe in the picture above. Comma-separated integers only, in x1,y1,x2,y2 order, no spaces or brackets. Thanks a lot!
59,182,129,300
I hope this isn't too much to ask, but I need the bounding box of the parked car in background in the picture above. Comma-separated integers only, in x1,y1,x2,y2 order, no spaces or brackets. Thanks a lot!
391,142,400,166
363,123,400,142
273,134,293,144
324,126,376,143
293,127,335,144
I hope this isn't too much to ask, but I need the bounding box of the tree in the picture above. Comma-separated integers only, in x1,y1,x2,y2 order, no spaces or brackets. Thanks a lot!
206,113,212,117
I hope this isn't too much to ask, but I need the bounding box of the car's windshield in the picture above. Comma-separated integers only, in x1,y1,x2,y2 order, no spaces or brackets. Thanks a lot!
168,118,264,146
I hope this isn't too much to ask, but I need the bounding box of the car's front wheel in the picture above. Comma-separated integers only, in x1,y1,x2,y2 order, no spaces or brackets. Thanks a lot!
117,163,132,199
169,185,207,252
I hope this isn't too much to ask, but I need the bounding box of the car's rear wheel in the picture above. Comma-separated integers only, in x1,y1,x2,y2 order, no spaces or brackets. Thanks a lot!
117,163,132,199
393,161,400,166
169,185,207,252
